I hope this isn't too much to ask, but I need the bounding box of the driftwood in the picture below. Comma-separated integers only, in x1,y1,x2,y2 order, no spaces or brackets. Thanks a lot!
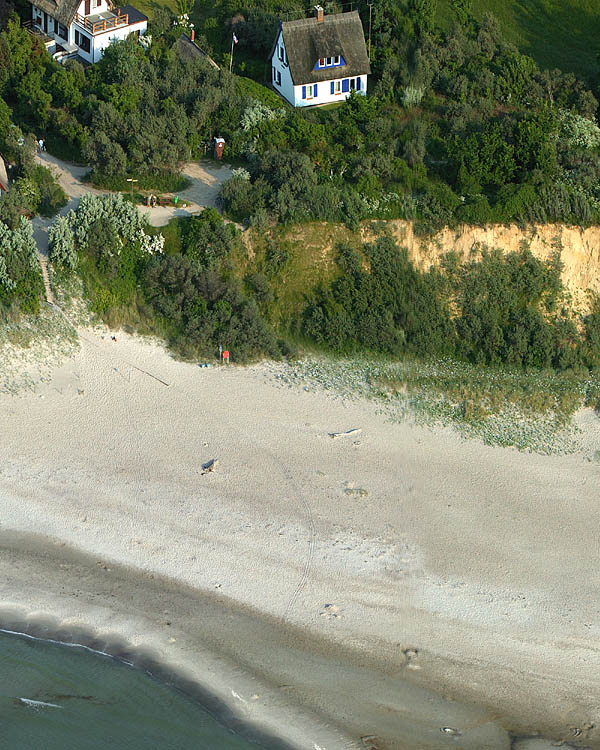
201,458,219,474
329,428,362,439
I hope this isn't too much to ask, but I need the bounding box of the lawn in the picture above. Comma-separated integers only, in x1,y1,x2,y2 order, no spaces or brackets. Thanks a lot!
128,0,178,21
126,0,600,82
437,0,600,79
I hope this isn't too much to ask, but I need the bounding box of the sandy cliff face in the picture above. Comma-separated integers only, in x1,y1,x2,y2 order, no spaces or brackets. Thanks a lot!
369,221,600,313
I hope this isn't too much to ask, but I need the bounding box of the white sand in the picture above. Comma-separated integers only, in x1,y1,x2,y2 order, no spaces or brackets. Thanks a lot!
1,329,600,749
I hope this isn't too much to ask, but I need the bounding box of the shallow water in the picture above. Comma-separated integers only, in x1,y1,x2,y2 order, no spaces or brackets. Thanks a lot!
0,630,264,750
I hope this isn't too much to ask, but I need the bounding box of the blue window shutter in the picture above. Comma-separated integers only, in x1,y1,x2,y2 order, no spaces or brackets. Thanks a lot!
356,77,361,91
339,56,345,66
342,78,349,93
314,83,318,97
302,86,306,99
330,81,334,94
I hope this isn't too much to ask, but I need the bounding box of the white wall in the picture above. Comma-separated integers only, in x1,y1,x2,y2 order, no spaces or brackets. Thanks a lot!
292,74,367,107
269,28,367,107
270,29,295,106
70,16,147,63
90,21,147,62
76,0,109,16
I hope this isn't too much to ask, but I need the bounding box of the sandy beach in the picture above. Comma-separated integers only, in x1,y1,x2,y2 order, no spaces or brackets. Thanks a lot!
1,327,600,749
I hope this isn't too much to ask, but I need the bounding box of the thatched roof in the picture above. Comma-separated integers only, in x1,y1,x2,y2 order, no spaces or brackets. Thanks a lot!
32,0,82,28
173,34,220,69
275,11,370,86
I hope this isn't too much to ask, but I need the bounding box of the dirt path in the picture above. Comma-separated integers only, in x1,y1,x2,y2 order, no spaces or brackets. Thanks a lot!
35,153,233,229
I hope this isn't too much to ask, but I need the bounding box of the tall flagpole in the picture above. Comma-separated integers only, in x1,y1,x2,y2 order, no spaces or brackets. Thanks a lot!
229,34,235,73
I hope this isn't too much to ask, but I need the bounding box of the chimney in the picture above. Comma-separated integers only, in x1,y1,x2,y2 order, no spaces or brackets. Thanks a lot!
191,29,195,42
314,5,324,22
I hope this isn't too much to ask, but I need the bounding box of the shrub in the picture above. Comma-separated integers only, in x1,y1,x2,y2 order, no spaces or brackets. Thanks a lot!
48,214,77,269
26,164,68,217
402,86,425,108
0,217,43,314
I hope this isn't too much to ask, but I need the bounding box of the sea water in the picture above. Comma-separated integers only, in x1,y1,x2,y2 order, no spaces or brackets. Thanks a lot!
0,630,265,749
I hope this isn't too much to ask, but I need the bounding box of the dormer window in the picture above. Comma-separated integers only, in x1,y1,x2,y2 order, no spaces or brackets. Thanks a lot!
315,55,344,70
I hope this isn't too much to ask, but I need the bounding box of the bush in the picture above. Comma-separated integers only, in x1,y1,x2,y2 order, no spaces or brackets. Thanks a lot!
48,214,77,269
0,217,43,314
27,164,68,217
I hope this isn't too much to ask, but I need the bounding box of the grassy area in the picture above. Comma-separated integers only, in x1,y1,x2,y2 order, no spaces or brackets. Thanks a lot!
437,0,600,78
235,77,286,108
237,222,359,328
128,0,177,21
274,355,600,455
88,172,192,193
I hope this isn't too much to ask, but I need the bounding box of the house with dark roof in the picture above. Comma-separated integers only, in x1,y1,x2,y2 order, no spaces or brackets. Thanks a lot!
29,0,147,64
173,33,220,70
269,6,370,107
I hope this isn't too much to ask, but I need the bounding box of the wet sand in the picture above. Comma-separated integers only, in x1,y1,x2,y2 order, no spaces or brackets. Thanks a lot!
1,329,600,749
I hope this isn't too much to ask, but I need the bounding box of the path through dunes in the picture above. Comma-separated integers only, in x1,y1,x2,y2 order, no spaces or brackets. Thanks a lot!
35,152,233,228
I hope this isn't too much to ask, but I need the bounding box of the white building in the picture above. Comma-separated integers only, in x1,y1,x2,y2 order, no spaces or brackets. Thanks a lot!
29,0,147,64
269,6,370,108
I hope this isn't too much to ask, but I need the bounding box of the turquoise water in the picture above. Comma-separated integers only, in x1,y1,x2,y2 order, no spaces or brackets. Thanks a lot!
0,630,265,750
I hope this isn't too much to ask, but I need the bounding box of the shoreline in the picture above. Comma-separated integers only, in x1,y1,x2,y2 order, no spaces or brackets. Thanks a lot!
0,530,350,750
0,530,584,750
2,328,600,749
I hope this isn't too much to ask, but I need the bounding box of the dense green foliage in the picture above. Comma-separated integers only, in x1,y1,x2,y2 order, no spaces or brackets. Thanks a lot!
3,1,600,230
0,18,238,184
0,121,67,226
218,5,600,230
301,235,600,369
58,204,600,370
0,216,44,315
52,202,278,360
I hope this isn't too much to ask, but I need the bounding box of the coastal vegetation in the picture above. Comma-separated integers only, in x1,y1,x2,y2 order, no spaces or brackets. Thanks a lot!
42,203,600,452
1,0,600,447
0,216,44,315
48,204,600,372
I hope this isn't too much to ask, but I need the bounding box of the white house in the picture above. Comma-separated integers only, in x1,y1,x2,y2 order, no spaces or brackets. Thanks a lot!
29,0,147,64
269,6,370,108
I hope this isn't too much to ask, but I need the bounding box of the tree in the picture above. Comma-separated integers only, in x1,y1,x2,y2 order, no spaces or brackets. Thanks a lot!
409,0,437,37
0,95,11,149
83,132,127,176
450,0,473,30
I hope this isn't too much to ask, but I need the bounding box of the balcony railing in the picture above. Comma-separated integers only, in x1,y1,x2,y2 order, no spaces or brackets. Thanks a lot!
74,11,129,34
22,19,54,47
